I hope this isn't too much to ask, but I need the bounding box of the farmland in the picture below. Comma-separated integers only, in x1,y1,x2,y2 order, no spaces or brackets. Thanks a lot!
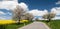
0,20,33,29
0,20,60,29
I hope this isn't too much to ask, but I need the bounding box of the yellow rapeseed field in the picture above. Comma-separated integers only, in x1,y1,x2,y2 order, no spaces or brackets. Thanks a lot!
0,20,29,25
0,20,15,25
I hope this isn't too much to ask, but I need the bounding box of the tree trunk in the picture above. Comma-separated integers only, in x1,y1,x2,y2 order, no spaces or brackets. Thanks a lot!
17,17,20,25
49,18,51,22
18,19,20,24
46,18,51,23
47,18,51,22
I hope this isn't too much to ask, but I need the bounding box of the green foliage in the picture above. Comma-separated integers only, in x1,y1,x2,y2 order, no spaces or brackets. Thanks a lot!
0,24,7,29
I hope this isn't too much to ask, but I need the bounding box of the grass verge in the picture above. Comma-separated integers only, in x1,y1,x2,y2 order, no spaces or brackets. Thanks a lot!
38,20,60,29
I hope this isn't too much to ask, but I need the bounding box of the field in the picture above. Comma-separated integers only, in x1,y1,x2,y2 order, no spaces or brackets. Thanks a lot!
0,20,60,29
0,20,15,24
48,20,60,29
0,20,33,29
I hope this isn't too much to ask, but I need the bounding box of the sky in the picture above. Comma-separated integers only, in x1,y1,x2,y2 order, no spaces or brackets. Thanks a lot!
0,0,60,19
18,0,60,11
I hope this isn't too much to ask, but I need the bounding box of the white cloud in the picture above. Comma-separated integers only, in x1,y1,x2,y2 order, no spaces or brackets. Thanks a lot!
51,7,60,19
51,7,60,15
0,17,6,19
0,1,28,11
51,7,57,14
56,1,60,5
0,1,18,10
18,2,28,11
7,12,12,15
0,10,12,19
18,2,28,9
0,11,5,15
29,9,48,16
52,16,60,20
0,0,29,19
0,11,12,15
0,12,12,19
1,0,60,20
0,16,11,19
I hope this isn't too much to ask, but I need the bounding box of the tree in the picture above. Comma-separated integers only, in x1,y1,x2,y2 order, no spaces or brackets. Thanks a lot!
42,12,56,22
12,5,26,24
23,13,34,21
28,13,34,21
49,12,56,21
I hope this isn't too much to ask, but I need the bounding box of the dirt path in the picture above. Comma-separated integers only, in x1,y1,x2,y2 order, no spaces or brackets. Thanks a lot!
18,21,50,29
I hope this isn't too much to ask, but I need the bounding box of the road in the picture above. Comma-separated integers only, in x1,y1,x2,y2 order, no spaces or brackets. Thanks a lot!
18,21,50,29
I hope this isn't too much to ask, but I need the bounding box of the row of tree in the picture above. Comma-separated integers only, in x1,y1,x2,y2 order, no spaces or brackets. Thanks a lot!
12,5,34,24
12,5,56,24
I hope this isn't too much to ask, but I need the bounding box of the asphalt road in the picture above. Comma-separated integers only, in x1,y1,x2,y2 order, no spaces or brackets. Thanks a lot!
18,21,50,29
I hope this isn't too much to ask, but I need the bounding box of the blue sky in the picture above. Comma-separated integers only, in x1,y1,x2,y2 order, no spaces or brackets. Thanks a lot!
0,0,60,19
18,0,60,11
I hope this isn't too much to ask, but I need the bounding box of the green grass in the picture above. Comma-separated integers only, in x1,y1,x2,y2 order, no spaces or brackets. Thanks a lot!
0,21,33,29
38,20,60,29
48,20,60,29
6,23,24,29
